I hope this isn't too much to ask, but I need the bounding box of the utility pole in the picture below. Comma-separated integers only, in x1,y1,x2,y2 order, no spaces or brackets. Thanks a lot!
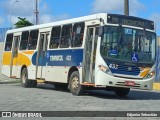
124,0,129,16
34,0,39,25
10,0,19,28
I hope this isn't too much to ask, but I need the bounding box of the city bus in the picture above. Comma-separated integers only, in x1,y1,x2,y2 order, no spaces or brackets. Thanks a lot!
1,13,156,97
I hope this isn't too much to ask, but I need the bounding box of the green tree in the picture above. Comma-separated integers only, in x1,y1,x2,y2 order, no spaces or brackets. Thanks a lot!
14,17,33,28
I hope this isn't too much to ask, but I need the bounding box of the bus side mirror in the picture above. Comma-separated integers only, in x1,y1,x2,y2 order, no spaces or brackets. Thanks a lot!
99,26,104,37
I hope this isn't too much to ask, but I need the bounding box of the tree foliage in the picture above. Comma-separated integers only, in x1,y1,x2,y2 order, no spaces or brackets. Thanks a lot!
14,17,33,28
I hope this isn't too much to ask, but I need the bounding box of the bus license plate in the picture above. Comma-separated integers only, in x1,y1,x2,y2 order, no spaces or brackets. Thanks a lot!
125,81,135,86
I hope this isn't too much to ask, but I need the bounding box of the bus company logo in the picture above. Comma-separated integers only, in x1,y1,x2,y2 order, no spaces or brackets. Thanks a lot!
2,112,11,117
50,55,63,61
128,67,132,71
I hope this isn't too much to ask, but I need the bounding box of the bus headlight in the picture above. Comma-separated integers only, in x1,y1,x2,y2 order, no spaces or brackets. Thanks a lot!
98,65,113,75
144,71,155,79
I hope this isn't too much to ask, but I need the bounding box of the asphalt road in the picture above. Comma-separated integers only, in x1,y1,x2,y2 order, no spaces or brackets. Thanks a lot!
0,83,160,120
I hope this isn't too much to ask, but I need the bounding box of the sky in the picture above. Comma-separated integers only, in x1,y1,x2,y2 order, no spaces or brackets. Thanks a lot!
0,0,159,35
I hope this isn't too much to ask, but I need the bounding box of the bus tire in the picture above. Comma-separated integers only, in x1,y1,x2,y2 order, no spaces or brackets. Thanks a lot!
69,71,84,96
115,88,130,97
21,68,32,88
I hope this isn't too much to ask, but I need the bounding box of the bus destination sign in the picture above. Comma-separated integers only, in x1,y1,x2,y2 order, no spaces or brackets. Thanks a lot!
107,14,154,30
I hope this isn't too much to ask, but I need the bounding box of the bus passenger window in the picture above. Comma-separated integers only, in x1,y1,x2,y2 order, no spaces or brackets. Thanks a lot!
20,31,29,50
28,30,39,50
72,22,84,47
60,24,72,48
5,34,13,51
50,26,61,49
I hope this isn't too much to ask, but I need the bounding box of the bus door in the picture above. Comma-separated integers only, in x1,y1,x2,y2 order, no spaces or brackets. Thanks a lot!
84,27,99,83
10,36,20,77
37,32,49,79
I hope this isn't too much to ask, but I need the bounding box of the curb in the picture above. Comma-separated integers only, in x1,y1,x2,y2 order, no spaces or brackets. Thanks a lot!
0,79,20,84
153,83,160,90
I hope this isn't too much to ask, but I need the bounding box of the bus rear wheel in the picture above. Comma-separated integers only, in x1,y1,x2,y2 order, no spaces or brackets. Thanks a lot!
21,68,37,88
115,88,130,97
69,71,84,96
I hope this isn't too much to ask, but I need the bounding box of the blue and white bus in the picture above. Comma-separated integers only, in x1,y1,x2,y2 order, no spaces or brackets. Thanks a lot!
2,13,156,97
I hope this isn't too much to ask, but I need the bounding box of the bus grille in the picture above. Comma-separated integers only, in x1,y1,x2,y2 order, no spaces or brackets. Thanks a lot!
113,64,141,76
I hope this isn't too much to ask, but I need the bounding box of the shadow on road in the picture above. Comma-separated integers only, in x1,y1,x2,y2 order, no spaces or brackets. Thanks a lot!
11,83,160,100
37,84,70,93
85,90,160,100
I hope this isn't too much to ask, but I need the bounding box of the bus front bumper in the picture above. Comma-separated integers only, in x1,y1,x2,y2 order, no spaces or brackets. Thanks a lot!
95,71,154,90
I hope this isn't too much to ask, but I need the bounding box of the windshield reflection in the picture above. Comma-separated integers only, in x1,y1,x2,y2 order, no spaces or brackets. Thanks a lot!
101,26,156,63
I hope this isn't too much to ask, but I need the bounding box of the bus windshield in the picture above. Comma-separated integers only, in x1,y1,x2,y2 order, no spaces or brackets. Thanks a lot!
101,26,156,64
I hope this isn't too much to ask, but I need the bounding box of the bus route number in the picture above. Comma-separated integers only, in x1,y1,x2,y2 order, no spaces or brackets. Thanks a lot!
66,55,72,61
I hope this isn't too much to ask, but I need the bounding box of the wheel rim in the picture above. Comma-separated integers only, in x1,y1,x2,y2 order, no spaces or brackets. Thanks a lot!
71,77,79,91
22,72,26,84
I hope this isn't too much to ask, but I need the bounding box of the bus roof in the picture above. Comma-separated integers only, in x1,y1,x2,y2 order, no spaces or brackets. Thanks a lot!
7,13,107,34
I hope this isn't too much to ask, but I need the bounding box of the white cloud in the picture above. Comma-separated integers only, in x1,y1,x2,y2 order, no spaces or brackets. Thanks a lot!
0,0,35,26
92,0,123,14
40,14,70,24
4,0,34,16
150,13,160,30
129,0,145,16
39,1,70,24
92,0,145,16
0,17,4,25
40,2,51,14
0,0,70,25
40,14,53,23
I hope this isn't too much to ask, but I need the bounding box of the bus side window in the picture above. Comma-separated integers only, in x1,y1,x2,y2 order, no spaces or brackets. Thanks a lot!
28,30,39,50
60,24,72,48
50,26,61,49
20,31,29,50
4,34,13,51
72,22,84,47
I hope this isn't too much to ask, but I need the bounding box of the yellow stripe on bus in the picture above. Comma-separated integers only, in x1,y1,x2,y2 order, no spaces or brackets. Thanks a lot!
2,52,12,65
139,68,151,77
22,51,34,55
2,52,31,66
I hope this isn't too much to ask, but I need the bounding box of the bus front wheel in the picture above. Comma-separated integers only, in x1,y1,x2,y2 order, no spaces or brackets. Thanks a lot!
21,68,37,88
69,71,84,96
115,88,130,97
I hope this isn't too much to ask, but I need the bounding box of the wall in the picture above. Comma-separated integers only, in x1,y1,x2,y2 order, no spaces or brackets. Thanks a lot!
0,42,11,80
